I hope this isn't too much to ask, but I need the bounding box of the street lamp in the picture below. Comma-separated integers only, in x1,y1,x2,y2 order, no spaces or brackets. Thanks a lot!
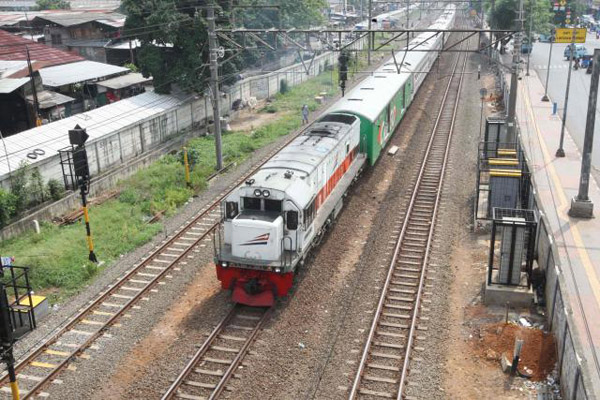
541,30,555,102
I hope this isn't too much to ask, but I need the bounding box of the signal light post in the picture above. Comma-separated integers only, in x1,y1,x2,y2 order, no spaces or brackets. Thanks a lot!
69,125,98,263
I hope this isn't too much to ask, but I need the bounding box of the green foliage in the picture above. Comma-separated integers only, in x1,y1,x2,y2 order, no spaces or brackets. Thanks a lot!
47,179,65,201
487,0,552,35
0,189,17,228
280,79,289,94
35,0,70,10
29,167,49,204
124,62,139,73
11,161,31,212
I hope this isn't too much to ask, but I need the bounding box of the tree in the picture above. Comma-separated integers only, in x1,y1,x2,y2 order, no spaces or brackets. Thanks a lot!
121,0,326,94
488,0,552,35
36,0,71,10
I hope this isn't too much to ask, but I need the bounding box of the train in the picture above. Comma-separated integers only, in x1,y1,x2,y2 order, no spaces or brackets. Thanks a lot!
214,5,457,306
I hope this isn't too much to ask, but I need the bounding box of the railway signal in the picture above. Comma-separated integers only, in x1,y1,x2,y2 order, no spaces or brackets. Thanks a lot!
68,125,98,263
339,51,349,96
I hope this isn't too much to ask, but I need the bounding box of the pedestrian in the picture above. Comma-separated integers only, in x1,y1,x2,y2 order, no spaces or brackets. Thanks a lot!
302,104,309,125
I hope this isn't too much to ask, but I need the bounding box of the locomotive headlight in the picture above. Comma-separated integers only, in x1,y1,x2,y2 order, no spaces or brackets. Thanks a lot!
221,261,228,267
254,189,262,197
262,190,270,198
275,268,281,273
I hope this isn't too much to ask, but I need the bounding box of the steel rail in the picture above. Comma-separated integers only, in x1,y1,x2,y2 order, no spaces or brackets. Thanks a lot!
348,22,470,400
161,305,272,400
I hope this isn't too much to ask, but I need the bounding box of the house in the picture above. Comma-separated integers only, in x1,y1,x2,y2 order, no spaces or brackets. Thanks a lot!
31,12,136,65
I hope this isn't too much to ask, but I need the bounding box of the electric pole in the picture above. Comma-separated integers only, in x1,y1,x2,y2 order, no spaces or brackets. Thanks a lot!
506,0,524,143
556,26,577,158
541,29,554,102
569,48,599,218
368,0,372,65
207,3,223,171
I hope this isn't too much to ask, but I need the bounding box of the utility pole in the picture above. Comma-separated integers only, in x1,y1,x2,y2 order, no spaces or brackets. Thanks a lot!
556,27,577,158
25,47,40,127
207,3,223,171
368,0,372,65
506,0,524,143
569,48,599,218
541,29,554,102
525,3,533,76
0,129,11,185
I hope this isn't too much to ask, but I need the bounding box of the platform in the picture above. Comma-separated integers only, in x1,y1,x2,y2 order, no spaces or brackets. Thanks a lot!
515,70,600,397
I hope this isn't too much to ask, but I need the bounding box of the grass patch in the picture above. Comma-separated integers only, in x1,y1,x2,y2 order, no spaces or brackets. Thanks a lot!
0,65,342,304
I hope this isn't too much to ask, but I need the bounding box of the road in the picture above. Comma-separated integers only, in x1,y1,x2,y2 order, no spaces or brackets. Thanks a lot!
527,32,600,171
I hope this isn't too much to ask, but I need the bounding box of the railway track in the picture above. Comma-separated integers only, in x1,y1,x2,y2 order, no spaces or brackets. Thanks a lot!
0,46,391,397
348,28,470,400
0,106,338,400
161,305,271,400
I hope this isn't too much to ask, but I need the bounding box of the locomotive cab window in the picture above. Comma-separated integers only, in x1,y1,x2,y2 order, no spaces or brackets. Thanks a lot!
264,199,282,213
286,211,299,230
243,197,261,210
304,201,315,226
225,201,239,219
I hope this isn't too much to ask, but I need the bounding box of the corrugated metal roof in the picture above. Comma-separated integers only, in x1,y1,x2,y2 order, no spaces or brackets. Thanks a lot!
0,30,84,67
0,77,28,93
26,90,74,109
96,72,152,90
32,12,124,28
0,91,185,177
39,60,129,87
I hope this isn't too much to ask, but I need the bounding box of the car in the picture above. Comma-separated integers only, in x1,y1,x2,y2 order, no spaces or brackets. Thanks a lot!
564,44,588,60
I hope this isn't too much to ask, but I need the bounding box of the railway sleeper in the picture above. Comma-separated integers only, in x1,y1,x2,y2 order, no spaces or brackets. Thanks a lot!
358,388,394,398
183,380,216,389
363,375,398,384
194,368,224,377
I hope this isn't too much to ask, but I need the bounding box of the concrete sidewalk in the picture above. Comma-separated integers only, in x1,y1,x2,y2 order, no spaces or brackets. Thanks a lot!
516,71,600,396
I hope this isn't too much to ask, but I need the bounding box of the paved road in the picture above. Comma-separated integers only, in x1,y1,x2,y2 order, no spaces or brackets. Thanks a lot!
527,33,600,170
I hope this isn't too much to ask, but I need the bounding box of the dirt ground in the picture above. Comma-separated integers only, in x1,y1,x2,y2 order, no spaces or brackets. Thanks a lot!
228,106,285,132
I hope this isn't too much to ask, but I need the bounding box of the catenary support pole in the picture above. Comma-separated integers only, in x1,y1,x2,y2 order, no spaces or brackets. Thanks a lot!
525,4,533,76
556,27,577,158
506,0,524,143
207,4,223,171
542,31,554,101
367,0,372,66
569,48,599,218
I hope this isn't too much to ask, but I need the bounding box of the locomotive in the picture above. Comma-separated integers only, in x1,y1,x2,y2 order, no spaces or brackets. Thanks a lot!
214,6,457,306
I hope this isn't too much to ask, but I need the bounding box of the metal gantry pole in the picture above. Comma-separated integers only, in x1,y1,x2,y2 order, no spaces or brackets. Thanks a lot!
542,31,554,101
367,0,372,65
207,4,223,171
569,48,599,218
556,27,576,158
506,0,524,143
526,5,533,76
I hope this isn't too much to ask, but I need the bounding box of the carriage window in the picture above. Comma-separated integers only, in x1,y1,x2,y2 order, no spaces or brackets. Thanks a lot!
264,199,282,212
243,197,261,210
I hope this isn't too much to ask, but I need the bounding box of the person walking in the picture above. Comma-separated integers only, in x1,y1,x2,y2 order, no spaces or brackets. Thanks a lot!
302,104,309,125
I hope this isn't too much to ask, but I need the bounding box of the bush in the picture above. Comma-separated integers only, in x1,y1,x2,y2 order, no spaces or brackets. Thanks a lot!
119,188,140,205
280,79,289,94
11,161,30,212
0,188,17,228
47,179,65,201
29,167,49,204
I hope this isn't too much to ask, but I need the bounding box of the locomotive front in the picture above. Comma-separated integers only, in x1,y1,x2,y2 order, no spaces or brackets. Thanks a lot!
215,169,313,306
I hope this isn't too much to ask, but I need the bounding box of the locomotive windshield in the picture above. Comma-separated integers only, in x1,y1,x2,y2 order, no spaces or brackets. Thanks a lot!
242,197,282,213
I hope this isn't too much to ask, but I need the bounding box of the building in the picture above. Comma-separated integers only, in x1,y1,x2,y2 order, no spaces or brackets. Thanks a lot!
31,12,136,65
